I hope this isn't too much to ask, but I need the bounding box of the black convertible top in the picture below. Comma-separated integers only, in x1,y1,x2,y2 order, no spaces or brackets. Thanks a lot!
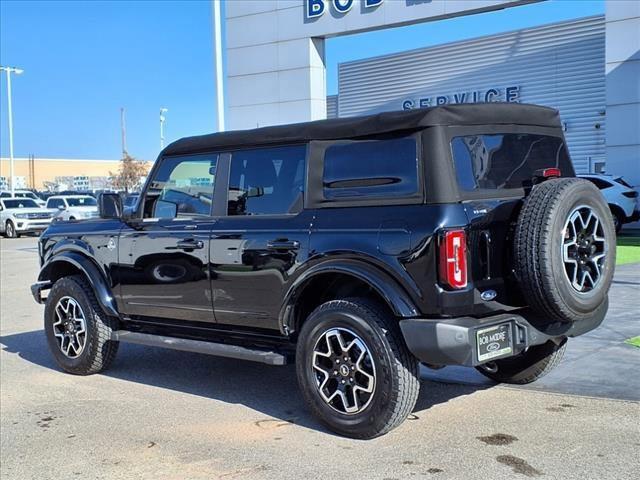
162,103,561,156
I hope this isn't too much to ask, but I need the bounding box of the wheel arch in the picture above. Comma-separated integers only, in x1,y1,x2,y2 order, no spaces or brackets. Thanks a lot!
279,261,419,336
38,251,119,317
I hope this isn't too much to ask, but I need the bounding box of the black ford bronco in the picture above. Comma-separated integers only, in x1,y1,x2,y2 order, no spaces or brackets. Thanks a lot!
32,104,615,438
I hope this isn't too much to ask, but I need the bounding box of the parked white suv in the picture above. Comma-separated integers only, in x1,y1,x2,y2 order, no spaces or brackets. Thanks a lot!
579,174,639,232
0,190,46,207
0,198,56,238
45,195,98,221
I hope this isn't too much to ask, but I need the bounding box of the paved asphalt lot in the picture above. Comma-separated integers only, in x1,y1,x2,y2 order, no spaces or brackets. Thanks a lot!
1,236,639,480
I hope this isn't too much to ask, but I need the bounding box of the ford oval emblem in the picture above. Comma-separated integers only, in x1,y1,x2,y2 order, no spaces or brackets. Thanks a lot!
487,342,501,352
480,290,497,301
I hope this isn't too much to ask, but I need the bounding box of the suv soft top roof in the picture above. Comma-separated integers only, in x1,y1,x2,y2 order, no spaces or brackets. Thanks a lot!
163,103,561,156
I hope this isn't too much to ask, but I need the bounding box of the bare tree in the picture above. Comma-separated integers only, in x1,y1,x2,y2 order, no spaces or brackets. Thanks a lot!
109,154,149,193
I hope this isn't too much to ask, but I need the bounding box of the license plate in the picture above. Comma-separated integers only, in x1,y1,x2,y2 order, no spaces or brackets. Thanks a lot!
476,322,513,362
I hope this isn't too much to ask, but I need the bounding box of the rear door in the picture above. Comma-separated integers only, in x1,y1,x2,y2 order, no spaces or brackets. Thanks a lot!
449,128,574,300
210,145,311,331
117,153,219,323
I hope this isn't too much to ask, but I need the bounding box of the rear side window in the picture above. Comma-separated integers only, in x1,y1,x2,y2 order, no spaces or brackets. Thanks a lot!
227,145,306,216
451,133,571,191
323,137,418,200
582,177,612,189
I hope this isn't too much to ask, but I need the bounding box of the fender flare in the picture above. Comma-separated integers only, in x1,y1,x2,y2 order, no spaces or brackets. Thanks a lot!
38,251,119,317
279,260,419,334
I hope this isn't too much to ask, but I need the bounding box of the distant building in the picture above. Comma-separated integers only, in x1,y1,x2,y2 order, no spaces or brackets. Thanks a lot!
0,157,153,191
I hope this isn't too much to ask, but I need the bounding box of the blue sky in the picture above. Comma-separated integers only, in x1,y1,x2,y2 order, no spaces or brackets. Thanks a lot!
0,0,603,161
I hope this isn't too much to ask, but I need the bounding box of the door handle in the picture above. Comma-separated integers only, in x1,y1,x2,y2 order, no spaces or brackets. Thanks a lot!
267,239,300,251
176,239,204,250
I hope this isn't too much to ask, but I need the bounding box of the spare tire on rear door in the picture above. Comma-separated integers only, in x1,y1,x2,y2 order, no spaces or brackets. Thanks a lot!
514,178,615,324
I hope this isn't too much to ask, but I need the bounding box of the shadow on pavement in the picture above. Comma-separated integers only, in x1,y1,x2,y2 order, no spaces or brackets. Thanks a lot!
0,329,488,434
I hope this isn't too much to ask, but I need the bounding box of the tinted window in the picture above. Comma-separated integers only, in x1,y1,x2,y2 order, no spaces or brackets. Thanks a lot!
323,137,418,199
582,176,612,190
3,199,39,209
46,198,65,209
451,134,571,191
146,154,218,218
227,145,306,216
66,197,97,206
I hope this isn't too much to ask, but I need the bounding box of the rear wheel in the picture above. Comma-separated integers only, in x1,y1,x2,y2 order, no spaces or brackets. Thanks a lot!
44,275,119,375
476,340,567,384
296,298,420,439
610,208,624,234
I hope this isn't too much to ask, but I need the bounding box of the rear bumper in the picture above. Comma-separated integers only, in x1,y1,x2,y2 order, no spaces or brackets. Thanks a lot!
399,310,604,367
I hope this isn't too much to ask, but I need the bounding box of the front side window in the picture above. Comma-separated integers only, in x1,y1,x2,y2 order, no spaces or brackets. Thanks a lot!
227,145,306,216
66,197,97,207
144,154,218,218
451,133,571,191
322,137,418,200
46,198,64,209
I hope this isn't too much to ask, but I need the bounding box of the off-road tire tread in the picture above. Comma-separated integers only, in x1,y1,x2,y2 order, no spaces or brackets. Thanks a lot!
514,178,608,323
47,275,119,375
299,298,420,439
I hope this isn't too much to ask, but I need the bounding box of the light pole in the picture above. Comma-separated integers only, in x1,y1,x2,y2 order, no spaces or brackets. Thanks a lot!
1,66,24,196
159,108,168,149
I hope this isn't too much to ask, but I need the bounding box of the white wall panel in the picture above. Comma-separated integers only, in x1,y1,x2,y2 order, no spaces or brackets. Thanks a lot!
337,16,606,173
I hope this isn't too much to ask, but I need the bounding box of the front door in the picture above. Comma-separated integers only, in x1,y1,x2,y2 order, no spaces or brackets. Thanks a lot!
210,145,311,331
117,153,219,323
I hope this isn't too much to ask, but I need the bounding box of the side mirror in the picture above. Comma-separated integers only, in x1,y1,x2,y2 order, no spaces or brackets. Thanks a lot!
247,186,264,198
154,199,178,219
58,205,65,210
98,193,123,219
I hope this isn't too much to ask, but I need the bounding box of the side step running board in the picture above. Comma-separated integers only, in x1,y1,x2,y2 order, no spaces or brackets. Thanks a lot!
112,331,287,366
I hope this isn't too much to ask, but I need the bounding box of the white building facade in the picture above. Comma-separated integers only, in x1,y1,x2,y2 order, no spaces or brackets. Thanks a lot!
334,16,606,174
223,0,639,185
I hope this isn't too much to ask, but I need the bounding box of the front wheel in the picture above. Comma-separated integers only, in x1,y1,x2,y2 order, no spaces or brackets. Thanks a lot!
475,340,567,384
44,275,119,375
296,298,420,439
5,221,18,238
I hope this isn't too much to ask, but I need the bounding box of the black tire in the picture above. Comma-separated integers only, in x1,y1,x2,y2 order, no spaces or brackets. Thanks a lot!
44,275,119,375
610,208,624,234
476,340,566,384
5,220,18,238
514,178,615,324
296,298,420,439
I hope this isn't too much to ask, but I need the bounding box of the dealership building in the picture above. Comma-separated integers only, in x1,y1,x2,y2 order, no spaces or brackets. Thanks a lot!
224,0,639,186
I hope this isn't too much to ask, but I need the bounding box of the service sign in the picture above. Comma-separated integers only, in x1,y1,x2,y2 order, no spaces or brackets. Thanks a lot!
306,0,384,19
402,85,520,110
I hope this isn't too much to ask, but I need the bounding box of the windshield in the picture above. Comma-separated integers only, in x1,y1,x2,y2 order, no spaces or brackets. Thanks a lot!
3,199,40,209
66,197,97,207
15,192,39,200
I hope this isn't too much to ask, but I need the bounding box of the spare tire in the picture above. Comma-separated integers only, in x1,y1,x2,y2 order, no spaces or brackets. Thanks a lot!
514,178,615,324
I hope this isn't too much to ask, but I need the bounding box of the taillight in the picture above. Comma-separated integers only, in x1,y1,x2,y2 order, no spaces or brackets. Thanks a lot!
534,167,561,180
439,229,468,289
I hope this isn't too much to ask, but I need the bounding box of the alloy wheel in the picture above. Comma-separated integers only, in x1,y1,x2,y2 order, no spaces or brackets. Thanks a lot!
562,205,607,293
52,296,87,358
312,328,376,415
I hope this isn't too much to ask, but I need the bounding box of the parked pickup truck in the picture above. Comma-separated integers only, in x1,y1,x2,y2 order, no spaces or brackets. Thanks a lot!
31,103,615,438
